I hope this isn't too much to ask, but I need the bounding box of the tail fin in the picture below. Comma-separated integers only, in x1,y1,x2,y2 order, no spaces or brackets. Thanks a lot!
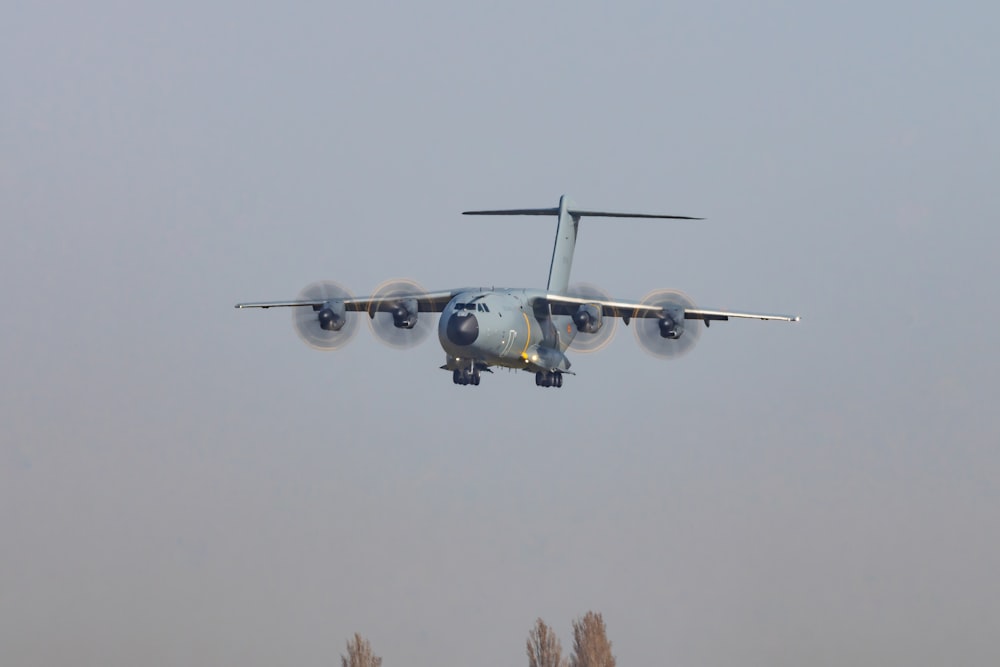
463,195,701,293
547,195,577,293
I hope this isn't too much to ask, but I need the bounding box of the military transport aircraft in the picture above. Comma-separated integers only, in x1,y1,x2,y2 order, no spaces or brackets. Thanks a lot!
236,195,798,388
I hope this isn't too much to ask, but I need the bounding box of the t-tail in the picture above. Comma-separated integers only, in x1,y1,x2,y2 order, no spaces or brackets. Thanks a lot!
463,195,702,293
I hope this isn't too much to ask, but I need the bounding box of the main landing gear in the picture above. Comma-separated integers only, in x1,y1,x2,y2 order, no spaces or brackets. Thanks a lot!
535,371,563,388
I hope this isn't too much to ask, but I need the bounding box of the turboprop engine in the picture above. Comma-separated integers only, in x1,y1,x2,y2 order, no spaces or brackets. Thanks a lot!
368,279,433,349
389,298,419,329
317,301,347,331
291,281,360,351
572,303,603,334
634,289,702,359
565,283,618,354
657,305,684,339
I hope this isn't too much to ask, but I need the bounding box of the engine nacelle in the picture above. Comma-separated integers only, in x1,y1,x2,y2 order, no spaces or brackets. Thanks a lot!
317,301,347,331
572,303,603,334
658,306,685,339
390,298,419,329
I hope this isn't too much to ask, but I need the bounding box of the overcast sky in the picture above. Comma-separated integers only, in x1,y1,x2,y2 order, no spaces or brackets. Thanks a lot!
3,2,998,665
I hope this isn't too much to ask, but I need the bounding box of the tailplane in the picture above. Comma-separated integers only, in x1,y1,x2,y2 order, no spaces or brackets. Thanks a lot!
463,195,701,293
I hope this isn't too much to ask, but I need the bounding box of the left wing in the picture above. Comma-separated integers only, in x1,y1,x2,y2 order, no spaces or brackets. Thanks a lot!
543,293,799,324
235,289,462,314
680,307,799,323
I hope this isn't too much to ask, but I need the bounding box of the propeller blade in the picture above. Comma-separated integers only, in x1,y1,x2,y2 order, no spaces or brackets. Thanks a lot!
292,281,359,351
633,288,703,359
566,282,618,353
367,278,434,349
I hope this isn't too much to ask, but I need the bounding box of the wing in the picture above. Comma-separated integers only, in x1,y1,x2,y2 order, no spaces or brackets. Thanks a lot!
680,307,800,323
543,293,799,323
235,289,461,313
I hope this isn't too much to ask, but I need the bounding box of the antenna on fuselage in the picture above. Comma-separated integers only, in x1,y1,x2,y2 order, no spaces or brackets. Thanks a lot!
463,195,702,294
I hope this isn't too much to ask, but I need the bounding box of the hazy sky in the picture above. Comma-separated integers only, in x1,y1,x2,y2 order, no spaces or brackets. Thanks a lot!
3,2,998,665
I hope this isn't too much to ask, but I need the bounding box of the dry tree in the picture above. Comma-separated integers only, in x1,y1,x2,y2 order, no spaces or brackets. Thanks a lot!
527,617,568,667
569,611,615,667
341,632,382,667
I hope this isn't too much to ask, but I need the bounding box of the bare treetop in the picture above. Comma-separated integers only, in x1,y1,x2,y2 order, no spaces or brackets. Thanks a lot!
527,617,568,667
569,612,615,667
341,632,382,667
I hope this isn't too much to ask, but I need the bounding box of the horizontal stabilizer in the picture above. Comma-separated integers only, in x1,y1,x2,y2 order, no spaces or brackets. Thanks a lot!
464,207,701,220
464,195,701,292
567,210,701,220
463,208,560,216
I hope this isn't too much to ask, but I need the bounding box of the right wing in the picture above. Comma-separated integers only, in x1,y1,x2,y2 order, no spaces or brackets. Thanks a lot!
235,289,463,314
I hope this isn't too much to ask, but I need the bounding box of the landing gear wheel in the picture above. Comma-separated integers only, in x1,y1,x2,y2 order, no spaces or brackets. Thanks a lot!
453,363,482,386
535,371,563,388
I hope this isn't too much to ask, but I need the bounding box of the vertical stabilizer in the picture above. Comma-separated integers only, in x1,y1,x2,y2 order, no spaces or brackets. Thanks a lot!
462,196,701,293
547,195,578,293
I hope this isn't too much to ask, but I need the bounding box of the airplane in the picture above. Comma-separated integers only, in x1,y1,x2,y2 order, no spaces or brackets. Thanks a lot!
235,195,798,388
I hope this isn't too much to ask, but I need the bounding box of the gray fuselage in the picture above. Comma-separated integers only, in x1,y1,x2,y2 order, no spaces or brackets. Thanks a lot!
438,288,575,373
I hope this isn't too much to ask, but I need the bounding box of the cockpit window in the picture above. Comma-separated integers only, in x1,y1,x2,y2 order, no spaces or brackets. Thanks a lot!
454,302,490,312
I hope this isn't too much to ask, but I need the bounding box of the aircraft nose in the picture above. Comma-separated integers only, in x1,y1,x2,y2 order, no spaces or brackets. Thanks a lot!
445,312,479,346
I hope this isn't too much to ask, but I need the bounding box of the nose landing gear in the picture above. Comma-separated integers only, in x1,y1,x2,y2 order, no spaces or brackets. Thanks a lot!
535,371,563,388
452,363,483,386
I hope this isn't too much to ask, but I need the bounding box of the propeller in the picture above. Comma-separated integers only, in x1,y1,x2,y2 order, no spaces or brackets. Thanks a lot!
292,281,359,351
633,288,703,359
567,282,618,353
367,278,433,349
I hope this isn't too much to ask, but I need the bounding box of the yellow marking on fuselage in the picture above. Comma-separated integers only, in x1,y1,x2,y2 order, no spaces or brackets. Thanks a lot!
520,311,532,358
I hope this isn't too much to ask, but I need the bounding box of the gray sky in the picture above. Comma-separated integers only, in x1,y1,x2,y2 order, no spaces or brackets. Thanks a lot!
3,1,998,665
